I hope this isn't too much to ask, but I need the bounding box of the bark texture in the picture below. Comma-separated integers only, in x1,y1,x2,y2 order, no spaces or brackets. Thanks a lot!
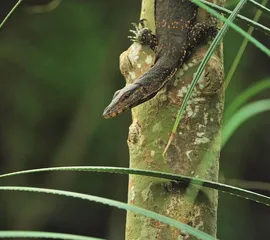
123,1,224,239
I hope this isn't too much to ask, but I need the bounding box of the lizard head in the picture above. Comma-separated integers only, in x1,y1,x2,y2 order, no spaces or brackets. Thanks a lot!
103,83,145,119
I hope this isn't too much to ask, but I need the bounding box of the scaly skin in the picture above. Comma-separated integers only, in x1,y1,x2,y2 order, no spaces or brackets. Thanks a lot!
103,0,216,119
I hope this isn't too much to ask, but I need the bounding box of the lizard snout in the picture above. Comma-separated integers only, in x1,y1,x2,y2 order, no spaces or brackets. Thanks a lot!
103,106,114,119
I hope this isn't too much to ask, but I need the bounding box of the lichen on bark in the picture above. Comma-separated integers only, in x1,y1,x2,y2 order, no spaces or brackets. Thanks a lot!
123,1,224,239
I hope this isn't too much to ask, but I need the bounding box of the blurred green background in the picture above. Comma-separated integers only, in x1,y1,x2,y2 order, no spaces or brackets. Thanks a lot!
0,0,269,239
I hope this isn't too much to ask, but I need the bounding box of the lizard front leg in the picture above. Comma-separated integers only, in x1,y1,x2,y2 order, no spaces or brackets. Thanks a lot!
187,22,218,51
128,20,157,50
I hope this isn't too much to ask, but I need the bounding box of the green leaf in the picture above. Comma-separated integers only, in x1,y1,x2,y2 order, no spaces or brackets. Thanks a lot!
0,231,102,240
222,99,270,147
194,0,270,56
224,78,270,121
0,0,22,30
225,0,269,88
199,0,270,35
0,186,217,240
1,166,269,206
167,0,250,149
248,0,270,15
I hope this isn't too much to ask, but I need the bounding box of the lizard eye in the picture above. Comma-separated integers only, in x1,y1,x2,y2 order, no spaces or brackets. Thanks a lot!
113,90,121,99
121,92,131,101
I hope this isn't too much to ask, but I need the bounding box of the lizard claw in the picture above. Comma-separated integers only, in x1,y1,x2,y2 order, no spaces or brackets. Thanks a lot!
131,22,139,31
138,19,147,28
127,37,137,43
128,36,137,41
128,20,157,49
129,29,138,34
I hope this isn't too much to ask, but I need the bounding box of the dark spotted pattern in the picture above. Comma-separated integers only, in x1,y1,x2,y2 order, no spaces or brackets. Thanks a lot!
128,20,157,50
103,0,217,119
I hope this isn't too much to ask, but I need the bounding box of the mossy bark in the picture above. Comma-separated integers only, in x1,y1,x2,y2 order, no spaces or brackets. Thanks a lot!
123,1,224,239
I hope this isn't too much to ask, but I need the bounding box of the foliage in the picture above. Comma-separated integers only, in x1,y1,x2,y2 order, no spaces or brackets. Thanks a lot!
0,0,269,239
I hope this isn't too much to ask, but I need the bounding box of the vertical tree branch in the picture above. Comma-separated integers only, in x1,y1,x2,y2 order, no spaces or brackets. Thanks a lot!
123,1,224,239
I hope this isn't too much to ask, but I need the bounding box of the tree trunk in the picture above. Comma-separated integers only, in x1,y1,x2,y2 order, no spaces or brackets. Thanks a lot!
123,1,224,239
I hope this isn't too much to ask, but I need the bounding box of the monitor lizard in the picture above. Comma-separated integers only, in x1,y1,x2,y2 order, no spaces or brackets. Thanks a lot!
103,0,217,119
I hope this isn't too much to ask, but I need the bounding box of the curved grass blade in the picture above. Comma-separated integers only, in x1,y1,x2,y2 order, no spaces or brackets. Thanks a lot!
226,179,270,191
0,231,102,240
225,0,269,88
224,78,270,121
248,0,270,15
193,0,270,56
0,0,22,29
0,166,269,206
199,0,270,35
163,0,250,154
222,99,270,147
0,186,217,240
25,0,62,14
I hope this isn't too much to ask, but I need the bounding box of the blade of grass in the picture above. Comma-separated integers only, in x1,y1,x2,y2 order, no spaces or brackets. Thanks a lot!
225,179,270,191
0,166,269,206
248,0,270,15
0,0,22,29
0,231,102,240
225,0,269,88
25,0,62,14
0,186,217,240
222,99,270,147
181,0,270,205
194,0,270,56
163,0,250,155
199,0,270,35
184,98,270,204
224,78,270,121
